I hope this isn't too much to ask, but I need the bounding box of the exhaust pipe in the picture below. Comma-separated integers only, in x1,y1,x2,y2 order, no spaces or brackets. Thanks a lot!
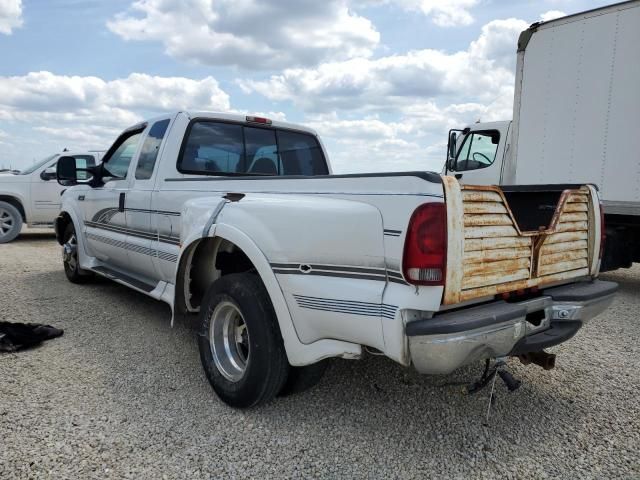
518,350,556,370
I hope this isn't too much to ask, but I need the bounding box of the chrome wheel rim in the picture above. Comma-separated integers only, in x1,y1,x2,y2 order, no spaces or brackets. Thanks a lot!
62,233,78,271
209,301,249,382
0,208,15,238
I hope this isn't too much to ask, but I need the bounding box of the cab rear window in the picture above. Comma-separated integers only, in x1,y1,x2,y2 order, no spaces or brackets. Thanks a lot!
178,120,328,176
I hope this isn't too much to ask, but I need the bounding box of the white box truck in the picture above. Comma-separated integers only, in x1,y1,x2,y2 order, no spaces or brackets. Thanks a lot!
445,0,640,271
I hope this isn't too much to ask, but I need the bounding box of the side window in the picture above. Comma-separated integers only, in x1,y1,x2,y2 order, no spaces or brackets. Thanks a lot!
179,122,244,174
102,131,143,180
245,127,278,175
277,130,328,175
135,119,170,180
454,131,500,171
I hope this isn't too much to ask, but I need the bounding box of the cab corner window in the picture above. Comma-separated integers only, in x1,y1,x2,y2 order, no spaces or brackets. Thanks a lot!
454,130,500,172
102,130,143,180
135,119,170,180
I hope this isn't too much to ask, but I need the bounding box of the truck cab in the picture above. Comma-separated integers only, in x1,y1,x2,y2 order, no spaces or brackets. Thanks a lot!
445,121,511,186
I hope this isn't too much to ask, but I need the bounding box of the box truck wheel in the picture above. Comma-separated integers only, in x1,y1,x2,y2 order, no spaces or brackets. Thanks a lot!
198,273,289,408
0,201,23,243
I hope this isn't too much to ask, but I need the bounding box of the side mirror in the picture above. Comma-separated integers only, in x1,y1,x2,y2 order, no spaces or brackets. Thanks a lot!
448,132,457,159
56,156,93,186
40,166,56,181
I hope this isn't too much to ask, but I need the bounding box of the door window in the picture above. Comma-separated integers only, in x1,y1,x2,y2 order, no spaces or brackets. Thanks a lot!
135,119,171,180
455,131,500,171
102,131,143,180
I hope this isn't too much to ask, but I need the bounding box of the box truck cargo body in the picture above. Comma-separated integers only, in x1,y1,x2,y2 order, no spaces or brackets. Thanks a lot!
445,1,640,271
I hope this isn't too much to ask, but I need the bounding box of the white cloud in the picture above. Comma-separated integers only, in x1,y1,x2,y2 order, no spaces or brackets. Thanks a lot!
107,0,380,69
0,72,231,165
0,0,22,34
540,10,566,22
238,15,529,173
239,17,527,113
393,0,480,27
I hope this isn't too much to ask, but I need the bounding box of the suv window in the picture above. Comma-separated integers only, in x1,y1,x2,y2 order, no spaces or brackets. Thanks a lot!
103,131,143,179
455,130,500,171
178,121,328,176
136,119,170,180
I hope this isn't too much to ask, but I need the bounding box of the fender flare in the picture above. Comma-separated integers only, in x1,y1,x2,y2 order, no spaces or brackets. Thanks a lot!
176,222,362,366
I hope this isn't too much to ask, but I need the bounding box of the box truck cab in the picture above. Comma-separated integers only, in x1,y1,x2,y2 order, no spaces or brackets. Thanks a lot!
445,1,640,271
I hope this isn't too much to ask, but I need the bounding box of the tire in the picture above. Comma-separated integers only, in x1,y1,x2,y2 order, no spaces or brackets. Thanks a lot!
198,273,289,408
279,360,330,397
62,223,93,283
0,201,23,243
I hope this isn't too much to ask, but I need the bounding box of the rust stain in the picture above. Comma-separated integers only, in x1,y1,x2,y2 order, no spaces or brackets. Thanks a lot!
465,246,531,263
540,239,588,254
539,249,588,265
463,202,508,214
463,257,531,277
464,214,513,226
465,236,531,252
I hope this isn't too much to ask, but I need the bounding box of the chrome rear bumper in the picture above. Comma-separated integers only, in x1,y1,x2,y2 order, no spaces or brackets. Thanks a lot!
407,280,618,375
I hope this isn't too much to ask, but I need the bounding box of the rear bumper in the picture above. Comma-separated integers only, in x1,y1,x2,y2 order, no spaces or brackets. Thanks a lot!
407,280,618,375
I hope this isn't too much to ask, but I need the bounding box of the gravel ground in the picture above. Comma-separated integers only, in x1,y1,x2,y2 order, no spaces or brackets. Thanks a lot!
1,232,639,479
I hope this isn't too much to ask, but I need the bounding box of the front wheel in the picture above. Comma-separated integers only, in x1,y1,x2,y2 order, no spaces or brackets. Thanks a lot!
198,273,289,408
62,223,93,283
0,201,23,244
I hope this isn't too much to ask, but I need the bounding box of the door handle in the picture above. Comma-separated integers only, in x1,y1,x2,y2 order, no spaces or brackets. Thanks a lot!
455,173,463,180
119,192,125,212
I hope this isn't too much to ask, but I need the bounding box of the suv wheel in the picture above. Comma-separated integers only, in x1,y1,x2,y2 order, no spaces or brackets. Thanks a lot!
0,201,23,243
198,273,289,408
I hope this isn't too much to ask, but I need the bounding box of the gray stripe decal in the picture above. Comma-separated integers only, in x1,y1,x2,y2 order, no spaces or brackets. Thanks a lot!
293,294,397,320
87,232,178,263
85,221,180,245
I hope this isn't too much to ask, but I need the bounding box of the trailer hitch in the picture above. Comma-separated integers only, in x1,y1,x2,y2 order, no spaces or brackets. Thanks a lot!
467,357,522,425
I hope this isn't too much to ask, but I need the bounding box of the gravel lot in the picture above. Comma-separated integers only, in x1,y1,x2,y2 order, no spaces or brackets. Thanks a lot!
1,232,639,479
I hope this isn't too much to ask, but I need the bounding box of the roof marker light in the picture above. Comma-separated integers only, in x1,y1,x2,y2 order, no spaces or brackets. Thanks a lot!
246,116,272,125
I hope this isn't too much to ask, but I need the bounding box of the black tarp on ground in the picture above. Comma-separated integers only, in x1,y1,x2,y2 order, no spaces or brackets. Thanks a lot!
0,322,63,352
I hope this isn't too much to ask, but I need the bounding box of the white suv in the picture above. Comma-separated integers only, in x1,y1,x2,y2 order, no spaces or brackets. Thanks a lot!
0,151,102,243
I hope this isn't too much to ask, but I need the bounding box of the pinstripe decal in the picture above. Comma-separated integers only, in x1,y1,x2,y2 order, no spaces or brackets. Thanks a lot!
86,232,178,263
85,221,180,245
293,294,397,320
383,229,402,237
271,262,410,285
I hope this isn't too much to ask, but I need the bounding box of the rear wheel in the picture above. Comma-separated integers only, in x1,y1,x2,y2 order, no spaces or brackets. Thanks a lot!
0,201,22,244
198,273,289,408
62,223,93,283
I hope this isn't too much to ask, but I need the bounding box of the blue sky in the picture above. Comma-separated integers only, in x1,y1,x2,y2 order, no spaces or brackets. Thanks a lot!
0,0,610,171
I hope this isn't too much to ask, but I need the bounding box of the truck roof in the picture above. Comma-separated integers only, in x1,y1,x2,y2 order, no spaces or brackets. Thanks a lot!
143,111,320,137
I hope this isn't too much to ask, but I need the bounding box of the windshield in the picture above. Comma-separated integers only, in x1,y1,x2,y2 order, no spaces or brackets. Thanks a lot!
19,154,59,175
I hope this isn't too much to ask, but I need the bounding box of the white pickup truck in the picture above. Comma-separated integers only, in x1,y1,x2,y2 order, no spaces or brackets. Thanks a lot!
0,152,101,243
54,112,617,408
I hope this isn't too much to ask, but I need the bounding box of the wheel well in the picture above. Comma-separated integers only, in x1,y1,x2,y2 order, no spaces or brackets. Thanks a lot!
178,237,257,313
0,195,26,222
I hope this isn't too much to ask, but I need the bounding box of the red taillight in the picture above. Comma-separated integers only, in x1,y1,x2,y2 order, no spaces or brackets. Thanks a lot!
246,116,272,125
402,202,447,285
